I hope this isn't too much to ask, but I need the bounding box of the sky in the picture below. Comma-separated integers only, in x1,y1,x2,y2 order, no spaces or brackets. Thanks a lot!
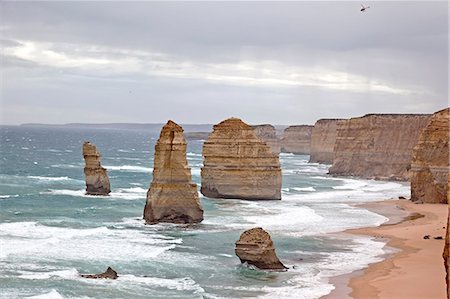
1,1,448,125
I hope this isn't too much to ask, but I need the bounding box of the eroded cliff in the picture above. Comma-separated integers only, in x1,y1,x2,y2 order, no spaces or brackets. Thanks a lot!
82,142,111,195
281,125,313,155
144,120,204,224
201,118,282,200
252,125,281,155
309,119,344,164
411,108,449,203
329,114,431,180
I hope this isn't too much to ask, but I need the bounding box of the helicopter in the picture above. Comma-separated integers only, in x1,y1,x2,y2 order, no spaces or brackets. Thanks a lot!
360,4,370,12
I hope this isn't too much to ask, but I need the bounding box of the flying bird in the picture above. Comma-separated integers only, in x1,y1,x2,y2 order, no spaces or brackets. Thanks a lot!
360,4,370,12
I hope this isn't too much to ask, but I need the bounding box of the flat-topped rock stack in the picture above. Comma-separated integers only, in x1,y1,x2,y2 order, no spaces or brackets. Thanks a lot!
329,114,431,180
281,125,313,154
201,118,282,200
411,108,449,203
144,120,204,224
82,141,111,195
235,227,287,271
309,119,344,164
252,124,281,155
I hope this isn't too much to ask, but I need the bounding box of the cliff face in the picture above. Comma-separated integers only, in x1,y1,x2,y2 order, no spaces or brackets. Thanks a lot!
445,176,450,298
144,120,204,224
82,142,111,195
201,118,282,200
329,114,431,180
411,108,449,203
235,227,287,270
281,125,313,155
309,119,344,164
252,125,281,155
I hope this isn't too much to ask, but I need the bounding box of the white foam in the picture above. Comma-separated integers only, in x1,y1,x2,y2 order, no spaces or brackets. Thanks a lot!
332,178,367,190
20,268,79,280
105,165,153,173
27,176,77,182
26,289,64,299
0,194,19,199
292,187,316,192
187,152,202,157
50,164,81,169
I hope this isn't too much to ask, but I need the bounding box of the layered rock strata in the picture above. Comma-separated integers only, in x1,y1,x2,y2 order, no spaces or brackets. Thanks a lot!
252,125,281,155
329,114,431,180
81,267,118,279
235,227,287,270
410,108,449,203
281,125,313,154
309,119,344,164
201,118,282,200
82,141,111,195
144,120,204,224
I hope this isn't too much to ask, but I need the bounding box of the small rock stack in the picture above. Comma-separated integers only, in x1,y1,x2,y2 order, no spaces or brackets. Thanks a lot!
82,141,111,195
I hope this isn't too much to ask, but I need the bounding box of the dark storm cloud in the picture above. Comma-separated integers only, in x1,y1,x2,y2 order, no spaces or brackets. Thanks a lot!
1,1,448,125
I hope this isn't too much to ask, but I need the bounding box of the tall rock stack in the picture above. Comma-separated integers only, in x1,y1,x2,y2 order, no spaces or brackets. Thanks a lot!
252,124,281,155
328,114,431,180
445,176,450,297
201,118,282,200
144,120,204,224
309,119,344,164
82,142,111,195
410,108,449,203
281,125,313,154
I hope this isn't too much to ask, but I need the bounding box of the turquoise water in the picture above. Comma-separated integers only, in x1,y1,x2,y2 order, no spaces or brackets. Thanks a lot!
0,126,410,299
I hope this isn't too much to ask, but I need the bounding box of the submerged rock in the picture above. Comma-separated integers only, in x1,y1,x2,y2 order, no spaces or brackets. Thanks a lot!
144,120,204,224
235,227,287,271
81,267,118,279
82,141,111,195
201,118,282,200
411,108,449,203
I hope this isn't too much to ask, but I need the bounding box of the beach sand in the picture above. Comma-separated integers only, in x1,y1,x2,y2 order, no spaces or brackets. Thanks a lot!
323,199,448,299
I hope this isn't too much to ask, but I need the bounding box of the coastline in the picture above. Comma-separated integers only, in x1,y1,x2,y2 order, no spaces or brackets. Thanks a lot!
323,199,448,299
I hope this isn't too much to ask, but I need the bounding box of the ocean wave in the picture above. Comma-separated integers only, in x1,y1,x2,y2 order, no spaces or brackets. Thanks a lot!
50,164,82,169
187,152,202,157
42,187,148,200
0,194,19,199
26,289,65,299
292,187,316,192
27,176,78,182
104,165,153,173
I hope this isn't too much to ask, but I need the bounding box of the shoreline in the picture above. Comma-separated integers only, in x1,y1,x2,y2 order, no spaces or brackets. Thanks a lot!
322,199,447,299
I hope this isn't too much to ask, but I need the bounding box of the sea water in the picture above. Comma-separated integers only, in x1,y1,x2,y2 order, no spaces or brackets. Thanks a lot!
0,126,410,299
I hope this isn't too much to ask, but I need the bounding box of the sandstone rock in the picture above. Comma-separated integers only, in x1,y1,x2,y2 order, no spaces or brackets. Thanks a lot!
252,124,281,155
444,175,450,297
411,108,449,203
309,119,344,164
281,125,313,154
201,118,282,200
235,227,287,270
144,120,204,224
81,267,118,279
82,142,111,195
328,114,431,180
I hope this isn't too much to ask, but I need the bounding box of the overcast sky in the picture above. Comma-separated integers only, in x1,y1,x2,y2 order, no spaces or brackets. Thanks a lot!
1,1,448,125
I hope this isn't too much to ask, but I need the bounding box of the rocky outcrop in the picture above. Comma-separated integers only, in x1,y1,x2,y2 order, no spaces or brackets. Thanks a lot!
309,119,344,164
252,125,281,155
281,125,313,154
81,267,118,279
410,108,449,203
235,227,287,270
329,114,431,180
82,142,111,195
445,176,450,297
144,120,203,224
201,118,282,200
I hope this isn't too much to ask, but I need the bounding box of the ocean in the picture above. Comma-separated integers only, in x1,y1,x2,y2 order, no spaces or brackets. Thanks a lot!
0,126,410,299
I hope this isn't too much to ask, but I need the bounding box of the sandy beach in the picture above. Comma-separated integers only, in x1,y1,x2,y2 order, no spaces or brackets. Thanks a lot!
324,199,448,299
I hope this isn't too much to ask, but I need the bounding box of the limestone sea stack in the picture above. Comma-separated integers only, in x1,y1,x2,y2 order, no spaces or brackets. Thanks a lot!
445,176,450,297
281,125,313,154
252,124,281,155
410,108,449,203
144,120,203,224
328,114,431,181
309,119,344,164
235,227,287,270
201,118,282,200
82,142,111,195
